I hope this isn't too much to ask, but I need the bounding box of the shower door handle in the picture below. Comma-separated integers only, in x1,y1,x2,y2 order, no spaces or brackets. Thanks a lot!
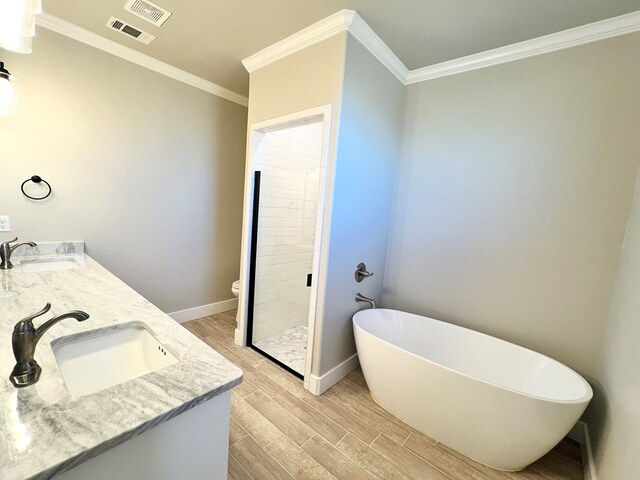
307,273,312,287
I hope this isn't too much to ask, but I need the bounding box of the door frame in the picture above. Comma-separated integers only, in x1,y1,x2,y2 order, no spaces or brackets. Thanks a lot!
235,105,333,389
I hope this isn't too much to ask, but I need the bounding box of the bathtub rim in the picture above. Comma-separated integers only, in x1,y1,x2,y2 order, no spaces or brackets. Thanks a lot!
353,308,593,405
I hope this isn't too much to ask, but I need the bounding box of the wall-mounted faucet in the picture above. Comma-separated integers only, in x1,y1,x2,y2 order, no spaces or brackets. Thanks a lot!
0,237,37,270
10,303,90,388
354,262,374,283
355,293,376,309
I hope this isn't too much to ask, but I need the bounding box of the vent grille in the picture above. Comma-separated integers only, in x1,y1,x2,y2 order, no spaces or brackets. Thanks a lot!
124,0,172,26
106,17,156,45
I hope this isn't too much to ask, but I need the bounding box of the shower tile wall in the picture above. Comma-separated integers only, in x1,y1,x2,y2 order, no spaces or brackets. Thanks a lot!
252,122,323,344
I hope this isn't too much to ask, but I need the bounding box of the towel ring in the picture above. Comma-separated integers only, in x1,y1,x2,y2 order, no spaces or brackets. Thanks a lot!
21,175,52,201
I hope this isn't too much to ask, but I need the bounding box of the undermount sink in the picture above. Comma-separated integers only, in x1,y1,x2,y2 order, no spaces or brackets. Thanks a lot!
51,322,178,396
20,257,81,272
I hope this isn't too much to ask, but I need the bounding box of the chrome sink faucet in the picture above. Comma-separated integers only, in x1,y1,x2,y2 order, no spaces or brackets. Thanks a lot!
355,293,376,309
10,303,90,388
0,237,37,270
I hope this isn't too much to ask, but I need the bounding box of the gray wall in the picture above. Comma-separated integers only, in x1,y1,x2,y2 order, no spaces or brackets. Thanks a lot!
0,29,248,313
315,35,403,375
586,168,640,479
246,33,347,127
383,32,640,378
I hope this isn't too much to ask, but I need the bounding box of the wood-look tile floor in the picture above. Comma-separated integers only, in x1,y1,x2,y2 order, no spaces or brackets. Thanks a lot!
183,311,584,480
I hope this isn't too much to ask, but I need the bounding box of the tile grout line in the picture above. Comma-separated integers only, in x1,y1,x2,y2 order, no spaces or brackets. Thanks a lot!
232,395,284,450
403,432,495,480
247,430,275,450
260,435,303,480
244,391,317,448
260,367,306,397
338,377,365,391
334,431,349,447
302,395,375,445
299,433,316,449
277,433,341,480
354,390,423,436
319,432,381,480
328,389,413,446
372,434,455,480
277,390,351,441
292,392,349,434
400,438,456,480
229,419,249,447
262,433,283,450
240,363,286,398
229,432,248,447
369,437,418,478
228,451,258,480
311,392,389,448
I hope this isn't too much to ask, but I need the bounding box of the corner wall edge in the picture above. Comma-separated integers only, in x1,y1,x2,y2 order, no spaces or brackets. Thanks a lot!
307,353,359,395
567,420,598,480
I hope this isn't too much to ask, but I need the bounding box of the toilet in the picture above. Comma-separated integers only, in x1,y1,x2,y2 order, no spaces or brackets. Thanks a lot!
231,280,241,328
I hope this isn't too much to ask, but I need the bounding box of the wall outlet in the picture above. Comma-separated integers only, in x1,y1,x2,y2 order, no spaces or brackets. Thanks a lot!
0,216,10,232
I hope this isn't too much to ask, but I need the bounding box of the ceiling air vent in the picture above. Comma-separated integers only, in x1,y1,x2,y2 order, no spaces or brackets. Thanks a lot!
106,17,156,45
124,0,172,27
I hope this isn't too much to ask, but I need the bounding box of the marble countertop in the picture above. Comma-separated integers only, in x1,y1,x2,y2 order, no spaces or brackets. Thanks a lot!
0,243,243,480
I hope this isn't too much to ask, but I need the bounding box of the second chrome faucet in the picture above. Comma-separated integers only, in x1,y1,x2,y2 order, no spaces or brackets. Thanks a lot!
0,237,37,270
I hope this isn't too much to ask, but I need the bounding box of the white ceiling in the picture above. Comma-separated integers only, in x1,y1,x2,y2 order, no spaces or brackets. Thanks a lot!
42,0,640,96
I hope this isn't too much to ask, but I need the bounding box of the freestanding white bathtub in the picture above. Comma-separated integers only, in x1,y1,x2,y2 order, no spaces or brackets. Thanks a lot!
353,309,592,471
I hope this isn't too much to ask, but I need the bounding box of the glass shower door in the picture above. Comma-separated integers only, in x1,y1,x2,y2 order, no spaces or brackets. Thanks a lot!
246,167,321,377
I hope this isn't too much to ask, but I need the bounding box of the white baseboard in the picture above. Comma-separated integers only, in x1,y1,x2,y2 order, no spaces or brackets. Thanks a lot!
234,328,244,346
168,298,238,323
308,353,359,395
567,421,597,480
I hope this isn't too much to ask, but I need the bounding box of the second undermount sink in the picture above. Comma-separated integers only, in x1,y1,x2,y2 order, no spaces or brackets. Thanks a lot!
20,257,81,272
51,322,178,396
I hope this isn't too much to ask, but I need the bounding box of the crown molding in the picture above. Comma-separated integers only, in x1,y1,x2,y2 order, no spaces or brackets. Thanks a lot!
36,13,248,107
406,10,640,84
242,10,355,73
348,12,408,82
242,9,408,83
36,8,640,103
242,9,408,82
243,8,640,87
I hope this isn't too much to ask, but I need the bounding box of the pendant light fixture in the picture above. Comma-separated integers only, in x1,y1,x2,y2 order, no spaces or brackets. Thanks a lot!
0,0,42,53
0,62,17,116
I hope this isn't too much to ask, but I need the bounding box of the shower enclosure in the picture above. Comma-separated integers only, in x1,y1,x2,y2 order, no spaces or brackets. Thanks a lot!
244,117,326,377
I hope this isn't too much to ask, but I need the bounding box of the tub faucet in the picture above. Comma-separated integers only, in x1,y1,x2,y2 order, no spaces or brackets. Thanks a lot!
0,237,37,270
10,303,90,388
355,293,376,309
